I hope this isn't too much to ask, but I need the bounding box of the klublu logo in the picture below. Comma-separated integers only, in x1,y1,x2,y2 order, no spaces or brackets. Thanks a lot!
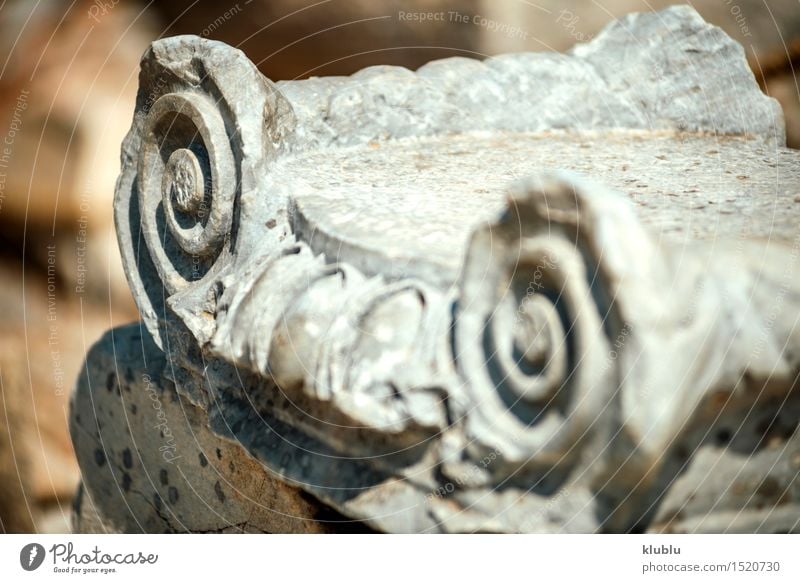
20,543,46,571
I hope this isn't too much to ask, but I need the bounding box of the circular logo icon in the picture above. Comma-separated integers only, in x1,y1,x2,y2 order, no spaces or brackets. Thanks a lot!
19,543,46,571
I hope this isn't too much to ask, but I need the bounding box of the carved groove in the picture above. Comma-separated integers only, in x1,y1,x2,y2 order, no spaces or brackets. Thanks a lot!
139,92,236,293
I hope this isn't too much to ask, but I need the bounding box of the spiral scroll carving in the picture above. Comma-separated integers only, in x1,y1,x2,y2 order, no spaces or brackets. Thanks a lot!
456,174,616,480
138,92,236,293
114,36,295,347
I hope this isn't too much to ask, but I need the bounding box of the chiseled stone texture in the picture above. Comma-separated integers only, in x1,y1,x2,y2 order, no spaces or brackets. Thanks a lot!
70,324,343,533
278,5,784,152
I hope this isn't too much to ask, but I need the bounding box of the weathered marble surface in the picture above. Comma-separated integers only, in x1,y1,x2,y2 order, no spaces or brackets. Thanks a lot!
72,5,800,533
286,131,800,286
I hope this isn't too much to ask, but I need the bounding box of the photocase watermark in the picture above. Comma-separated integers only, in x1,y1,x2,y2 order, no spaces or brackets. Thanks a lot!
46,244,65,396
143,374,182,464
605,322,632,368
556,9,593,42
426,447,501,501
397,10,446,23
201,3,243,37
20,541,158,574
0,88,29,216
74,182,92,296
398,10,529,41
135,73,170,119
723,0,752,37
189,174,211,282
515,253,558,326
22,541,158,575
518,485,572,532
19,543,46,572
750,231,800,362
87,0,120,23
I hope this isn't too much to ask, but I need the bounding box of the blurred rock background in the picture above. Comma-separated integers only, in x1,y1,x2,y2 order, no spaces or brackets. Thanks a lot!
0,0,797,533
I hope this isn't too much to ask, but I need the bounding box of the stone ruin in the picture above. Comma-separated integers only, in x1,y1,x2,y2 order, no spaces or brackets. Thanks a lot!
70,5,800,533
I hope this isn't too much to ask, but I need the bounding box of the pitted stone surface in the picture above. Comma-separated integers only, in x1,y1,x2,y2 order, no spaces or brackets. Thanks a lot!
70,325,342,533
285,130,800,286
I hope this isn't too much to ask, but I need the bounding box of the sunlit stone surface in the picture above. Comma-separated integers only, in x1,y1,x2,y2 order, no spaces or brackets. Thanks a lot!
71,6,800,533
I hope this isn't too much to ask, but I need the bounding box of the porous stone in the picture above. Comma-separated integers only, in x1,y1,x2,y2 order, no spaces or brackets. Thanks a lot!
70,325,341,533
